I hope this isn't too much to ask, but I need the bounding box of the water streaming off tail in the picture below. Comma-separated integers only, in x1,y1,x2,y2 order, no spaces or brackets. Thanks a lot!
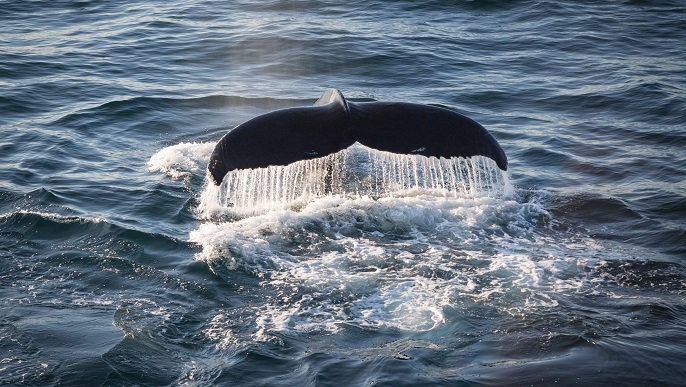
363,148,509,198
199,146,510,217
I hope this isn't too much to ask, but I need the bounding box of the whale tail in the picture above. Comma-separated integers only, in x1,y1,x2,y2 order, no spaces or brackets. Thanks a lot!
208,89,507,186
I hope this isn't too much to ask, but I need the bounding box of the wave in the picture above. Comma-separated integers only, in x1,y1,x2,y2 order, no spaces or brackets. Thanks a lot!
551,193,686,256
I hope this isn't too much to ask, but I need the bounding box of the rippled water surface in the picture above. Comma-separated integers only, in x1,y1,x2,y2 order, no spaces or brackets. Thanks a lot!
2,1,685,385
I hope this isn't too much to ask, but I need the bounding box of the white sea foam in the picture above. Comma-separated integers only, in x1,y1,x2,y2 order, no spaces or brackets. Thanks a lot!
147,142,215,179
0,210,107,224
189,190,606,337
153,141,601,337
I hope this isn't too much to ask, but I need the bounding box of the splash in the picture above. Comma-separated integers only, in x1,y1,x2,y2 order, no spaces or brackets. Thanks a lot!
147,142,215,179
148,141,570,336
198,145,512,217
190,193,566,336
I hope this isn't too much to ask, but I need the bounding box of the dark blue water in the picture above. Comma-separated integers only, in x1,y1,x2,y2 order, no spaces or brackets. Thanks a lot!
2,1,685,385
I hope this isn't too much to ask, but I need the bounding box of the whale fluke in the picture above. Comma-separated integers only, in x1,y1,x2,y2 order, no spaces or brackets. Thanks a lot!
208,89,507,185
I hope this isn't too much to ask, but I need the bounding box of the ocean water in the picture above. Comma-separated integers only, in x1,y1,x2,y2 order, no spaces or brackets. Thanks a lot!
2,1,685,385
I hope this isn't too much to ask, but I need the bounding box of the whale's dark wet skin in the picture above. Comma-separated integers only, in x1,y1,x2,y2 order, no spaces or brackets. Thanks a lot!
208,89,507,185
